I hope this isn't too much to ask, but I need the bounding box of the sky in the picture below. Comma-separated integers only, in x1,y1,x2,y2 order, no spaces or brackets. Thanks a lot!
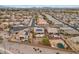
1,5,79,8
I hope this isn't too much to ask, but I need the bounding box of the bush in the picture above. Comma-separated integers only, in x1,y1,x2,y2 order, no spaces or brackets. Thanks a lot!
42,36,50,46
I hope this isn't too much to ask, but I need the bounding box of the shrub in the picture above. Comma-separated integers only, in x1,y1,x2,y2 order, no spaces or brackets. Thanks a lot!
42,36,50,46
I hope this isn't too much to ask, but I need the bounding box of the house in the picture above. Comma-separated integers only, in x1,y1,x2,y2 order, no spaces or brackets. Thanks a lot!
46,27,60,39
9,29,29,43
10,25,27,33
9,25,29,43
34,27,45,38
60,27,79,36
0,22,9,31
46,27,58,34
37,18,48,27
15,30,29,41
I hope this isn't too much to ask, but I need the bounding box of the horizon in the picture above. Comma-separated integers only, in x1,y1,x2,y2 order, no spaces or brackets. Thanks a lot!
1,5,79,8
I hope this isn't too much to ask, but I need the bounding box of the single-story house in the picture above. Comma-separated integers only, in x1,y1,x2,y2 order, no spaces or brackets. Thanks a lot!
60,27,79,35
37,18,48,26
46,27,60,38
34,27,45,38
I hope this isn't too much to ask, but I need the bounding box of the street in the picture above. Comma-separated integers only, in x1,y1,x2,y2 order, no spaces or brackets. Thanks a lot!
0,40,75,54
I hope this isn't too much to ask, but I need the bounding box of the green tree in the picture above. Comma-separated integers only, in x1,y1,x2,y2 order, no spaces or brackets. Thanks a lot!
0,36,3,43
35,15,38,21
42,36,50,46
